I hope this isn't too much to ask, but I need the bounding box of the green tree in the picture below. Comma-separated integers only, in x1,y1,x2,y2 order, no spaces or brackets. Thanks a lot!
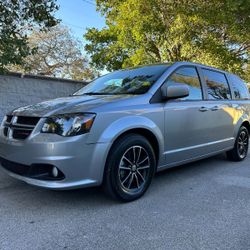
0,0,59,72
85,0,250,80
245,64,250,83
8,25,98,81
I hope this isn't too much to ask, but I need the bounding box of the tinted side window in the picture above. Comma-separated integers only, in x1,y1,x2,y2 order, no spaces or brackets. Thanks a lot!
202,69,231,100
230,74,249,100
166,67,202,100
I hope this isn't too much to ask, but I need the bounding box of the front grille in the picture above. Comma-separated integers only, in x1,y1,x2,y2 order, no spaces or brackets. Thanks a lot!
6,115,12,123
3,127,8,137
16,116,40,126
12,129,33,140
0,157,30,175
2,115,40,140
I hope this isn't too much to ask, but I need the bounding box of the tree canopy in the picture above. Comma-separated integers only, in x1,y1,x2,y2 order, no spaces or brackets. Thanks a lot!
0,0,59,72
85,0,250,81
8,25,98,81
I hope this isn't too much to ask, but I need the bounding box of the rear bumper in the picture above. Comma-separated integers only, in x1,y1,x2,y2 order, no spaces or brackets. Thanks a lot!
0,133,111,190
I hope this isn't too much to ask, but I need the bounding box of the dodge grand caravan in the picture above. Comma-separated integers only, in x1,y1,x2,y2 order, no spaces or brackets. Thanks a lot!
0,62,249,201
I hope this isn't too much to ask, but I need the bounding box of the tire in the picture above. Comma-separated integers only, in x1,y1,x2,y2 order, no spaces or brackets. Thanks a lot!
226,126,249,161
103,133,156,202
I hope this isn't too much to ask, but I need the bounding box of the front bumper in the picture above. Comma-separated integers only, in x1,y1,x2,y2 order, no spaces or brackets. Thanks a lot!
0,132,111,190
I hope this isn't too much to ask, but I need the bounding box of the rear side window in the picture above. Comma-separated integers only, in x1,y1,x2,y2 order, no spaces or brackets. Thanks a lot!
202,69,231,100
165,67,203,100
229,74,249,100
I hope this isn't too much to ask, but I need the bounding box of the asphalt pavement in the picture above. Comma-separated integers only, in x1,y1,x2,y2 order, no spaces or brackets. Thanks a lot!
1,153,250,250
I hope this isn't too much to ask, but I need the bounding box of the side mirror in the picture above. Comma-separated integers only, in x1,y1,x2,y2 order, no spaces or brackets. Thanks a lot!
161,83,189,100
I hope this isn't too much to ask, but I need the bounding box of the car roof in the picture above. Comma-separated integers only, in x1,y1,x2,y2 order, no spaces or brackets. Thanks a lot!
115,61,244,81
124,61,230,75
171,61,230,74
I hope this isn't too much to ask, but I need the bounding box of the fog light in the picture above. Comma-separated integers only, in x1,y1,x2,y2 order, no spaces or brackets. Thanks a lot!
52,167,59,177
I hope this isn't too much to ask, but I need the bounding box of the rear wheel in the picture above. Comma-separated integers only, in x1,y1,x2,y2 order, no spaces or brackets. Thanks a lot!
226,126,249,161
103,134,156,202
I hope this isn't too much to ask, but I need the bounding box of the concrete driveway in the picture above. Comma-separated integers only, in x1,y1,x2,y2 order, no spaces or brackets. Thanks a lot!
1,153,250,250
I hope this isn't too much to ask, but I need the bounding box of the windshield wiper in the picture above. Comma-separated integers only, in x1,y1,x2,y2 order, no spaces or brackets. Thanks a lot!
83,92,106,95
83,92,113,95
74,92,139,96
72,92,107,96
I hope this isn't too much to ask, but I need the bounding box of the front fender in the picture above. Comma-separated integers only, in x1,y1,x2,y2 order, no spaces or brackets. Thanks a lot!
99,116,163,142
96,115,164,162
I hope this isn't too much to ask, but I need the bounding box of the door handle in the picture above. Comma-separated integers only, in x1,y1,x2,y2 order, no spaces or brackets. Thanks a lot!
211,105,220,111
199,107,209,112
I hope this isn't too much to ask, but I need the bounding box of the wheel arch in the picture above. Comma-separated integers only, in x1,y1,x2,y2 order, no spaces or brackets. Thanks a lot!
233,115,250,138
102,126,164,181
241,120,250,134
109,128,160,165
97,116,165,184
102,128,161,186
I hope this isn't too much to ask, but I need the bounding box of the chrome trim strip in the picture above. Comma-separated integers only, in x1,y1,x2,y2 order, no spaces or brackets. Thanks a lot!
164,137,235,155
12,116,18,125
158,146,233,171
4,123,35,129
8,127,34,131
11,123,36,128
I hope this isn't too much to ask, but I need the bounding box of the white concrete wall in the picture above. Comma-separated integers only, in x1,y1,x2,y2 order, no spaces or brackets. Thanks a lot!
0,73,86,121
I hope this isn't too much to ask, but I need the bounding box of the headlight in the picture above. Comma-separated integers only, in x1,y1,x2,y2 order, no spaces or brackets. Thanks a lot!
41,113,96,137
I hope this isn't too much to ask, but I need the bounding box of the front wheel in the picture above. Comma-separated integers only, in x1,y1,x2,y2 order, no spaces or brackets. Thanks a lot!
226,126,249,161
103,134,156,202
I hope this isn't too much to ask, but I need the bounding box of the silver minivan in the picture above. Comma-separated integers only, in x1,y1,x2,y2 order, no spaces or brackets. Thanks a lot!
0,62,249,201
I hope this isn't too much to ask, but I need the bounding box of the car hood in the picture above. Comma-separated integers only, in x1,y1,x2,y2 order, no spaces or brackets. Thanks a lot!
11,95,131,117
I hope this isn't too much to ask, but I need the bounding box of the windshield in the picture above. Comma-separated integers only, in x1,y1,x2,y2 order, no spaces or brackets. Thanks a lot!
73,65,169,95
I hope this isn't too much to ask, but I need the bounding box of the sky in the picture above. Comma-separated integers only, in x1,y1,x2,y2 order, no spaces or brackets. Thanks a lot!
55,0,106,43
